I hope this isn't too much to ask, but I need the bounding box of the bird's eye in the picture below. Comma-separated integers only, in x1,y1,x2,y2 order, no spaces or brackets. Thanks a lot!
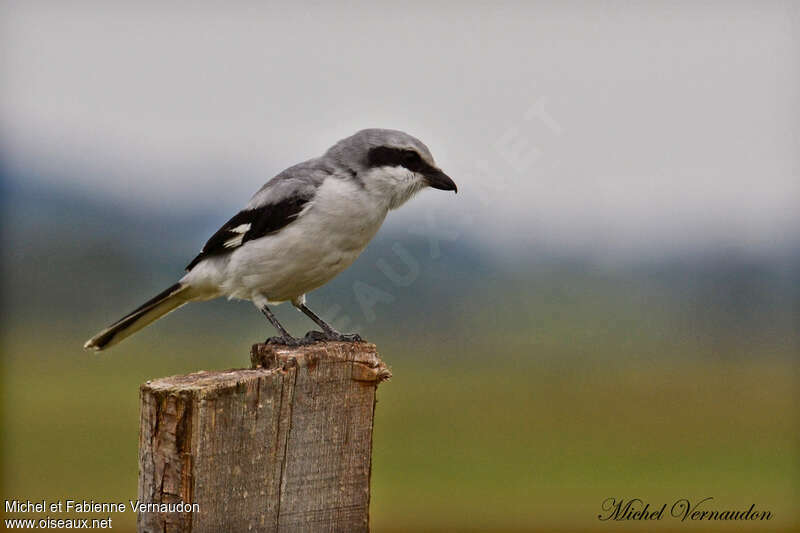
402,150,421,169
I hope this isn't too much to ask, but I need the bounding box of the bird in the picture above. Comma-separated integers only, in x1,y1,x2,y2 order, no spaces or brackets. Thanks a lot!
84,128,457,351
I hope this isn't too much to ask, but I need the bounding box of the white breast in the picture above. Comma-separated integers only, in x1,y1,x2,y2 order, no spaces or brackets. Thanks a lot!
211,176,389,303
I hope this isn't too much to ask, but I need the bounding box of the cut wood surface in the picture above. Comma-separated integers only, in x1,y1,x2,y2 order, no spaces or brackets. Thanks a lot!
137,341,390,533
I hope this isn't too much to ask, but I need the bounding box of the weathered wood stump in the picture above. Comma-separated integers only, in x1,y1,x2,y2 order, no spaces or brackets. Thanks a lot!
137,341,391,533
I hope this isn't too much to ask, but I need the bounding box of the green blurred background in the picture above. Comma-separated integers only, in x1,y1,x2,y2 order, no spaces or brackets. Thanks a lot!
2,1,799,531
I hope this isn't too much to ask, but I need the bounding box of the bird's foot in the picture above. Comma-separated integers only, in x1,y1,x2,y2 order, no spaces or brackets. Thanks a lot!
265,331,365,346
265,334,304,346
303,330,365,343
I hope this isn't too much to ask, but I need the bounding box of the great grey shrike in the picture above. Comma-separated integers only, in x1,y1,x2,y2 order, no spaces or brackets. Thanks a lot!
85,129,457,350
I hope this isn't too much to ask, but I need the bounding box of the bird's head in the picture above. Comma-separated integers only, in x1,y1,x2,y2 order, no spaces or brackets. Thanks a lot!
328,129,457,210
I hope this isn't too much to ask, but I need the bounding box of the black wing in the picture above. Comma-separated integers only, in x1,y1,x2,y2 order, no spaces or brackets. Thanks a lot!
186,195,312,271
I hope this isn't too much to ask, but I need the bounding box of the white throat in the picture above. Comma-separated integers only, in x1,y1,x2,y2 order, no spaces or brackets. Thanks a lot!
361,166,426,210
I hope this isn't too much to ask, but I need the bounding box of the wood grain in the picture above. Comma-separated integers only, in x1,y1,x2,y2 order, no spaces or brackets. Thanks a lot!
138,341,390,533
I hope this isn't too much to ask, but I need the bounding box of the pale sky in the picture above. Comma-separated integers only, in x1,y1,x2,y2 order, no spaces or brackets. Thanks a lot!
1,1,798,256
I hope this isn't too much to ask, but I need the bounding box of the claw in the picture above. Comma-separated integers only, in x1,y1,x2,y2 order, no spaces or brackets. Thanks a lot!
335,333,364,342
265,335,303,346
303,330,365,343
302,330,328,343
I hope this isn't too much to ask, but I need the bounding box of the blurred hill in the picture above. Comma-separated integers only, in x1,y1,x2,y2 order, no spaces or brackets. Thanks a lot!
2,173,798,362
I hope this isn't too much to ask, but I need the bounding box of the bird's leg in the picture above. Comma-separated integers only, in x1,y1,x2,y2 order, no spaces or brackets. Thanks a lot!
259,305,301,345
293,301,363,343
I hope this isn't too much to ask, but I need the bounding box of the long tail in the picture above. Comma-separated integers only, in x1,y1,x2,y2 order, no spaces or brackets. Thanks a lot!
84,283,192,351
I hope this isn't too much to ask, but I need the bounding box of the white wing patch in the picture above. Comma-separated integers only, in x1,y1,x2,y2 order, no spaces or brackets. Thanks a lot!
224,223,252,248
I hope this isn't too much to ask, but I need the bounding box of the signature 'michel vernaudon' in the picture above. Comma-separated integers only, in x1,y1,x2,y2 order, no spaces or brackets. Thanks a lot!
598,497,772,522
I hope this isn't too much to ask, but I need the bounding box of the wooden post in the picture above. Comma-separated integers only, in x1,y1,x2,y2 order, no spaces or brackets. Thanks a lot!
137,341,391,533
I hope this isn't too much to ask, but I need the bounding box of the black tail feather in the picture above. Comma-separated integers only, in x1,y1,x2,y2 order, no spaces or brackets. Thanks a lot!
84,283,187,351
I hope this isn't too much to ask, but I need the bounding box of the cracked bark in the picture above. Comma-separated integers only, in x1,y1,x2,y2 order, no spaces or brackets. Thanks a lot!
137,341,390,533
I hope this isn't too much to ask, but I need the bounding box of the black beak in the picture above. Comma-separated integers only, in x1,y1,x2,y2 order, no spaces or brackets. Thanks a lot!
424,168,458,193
